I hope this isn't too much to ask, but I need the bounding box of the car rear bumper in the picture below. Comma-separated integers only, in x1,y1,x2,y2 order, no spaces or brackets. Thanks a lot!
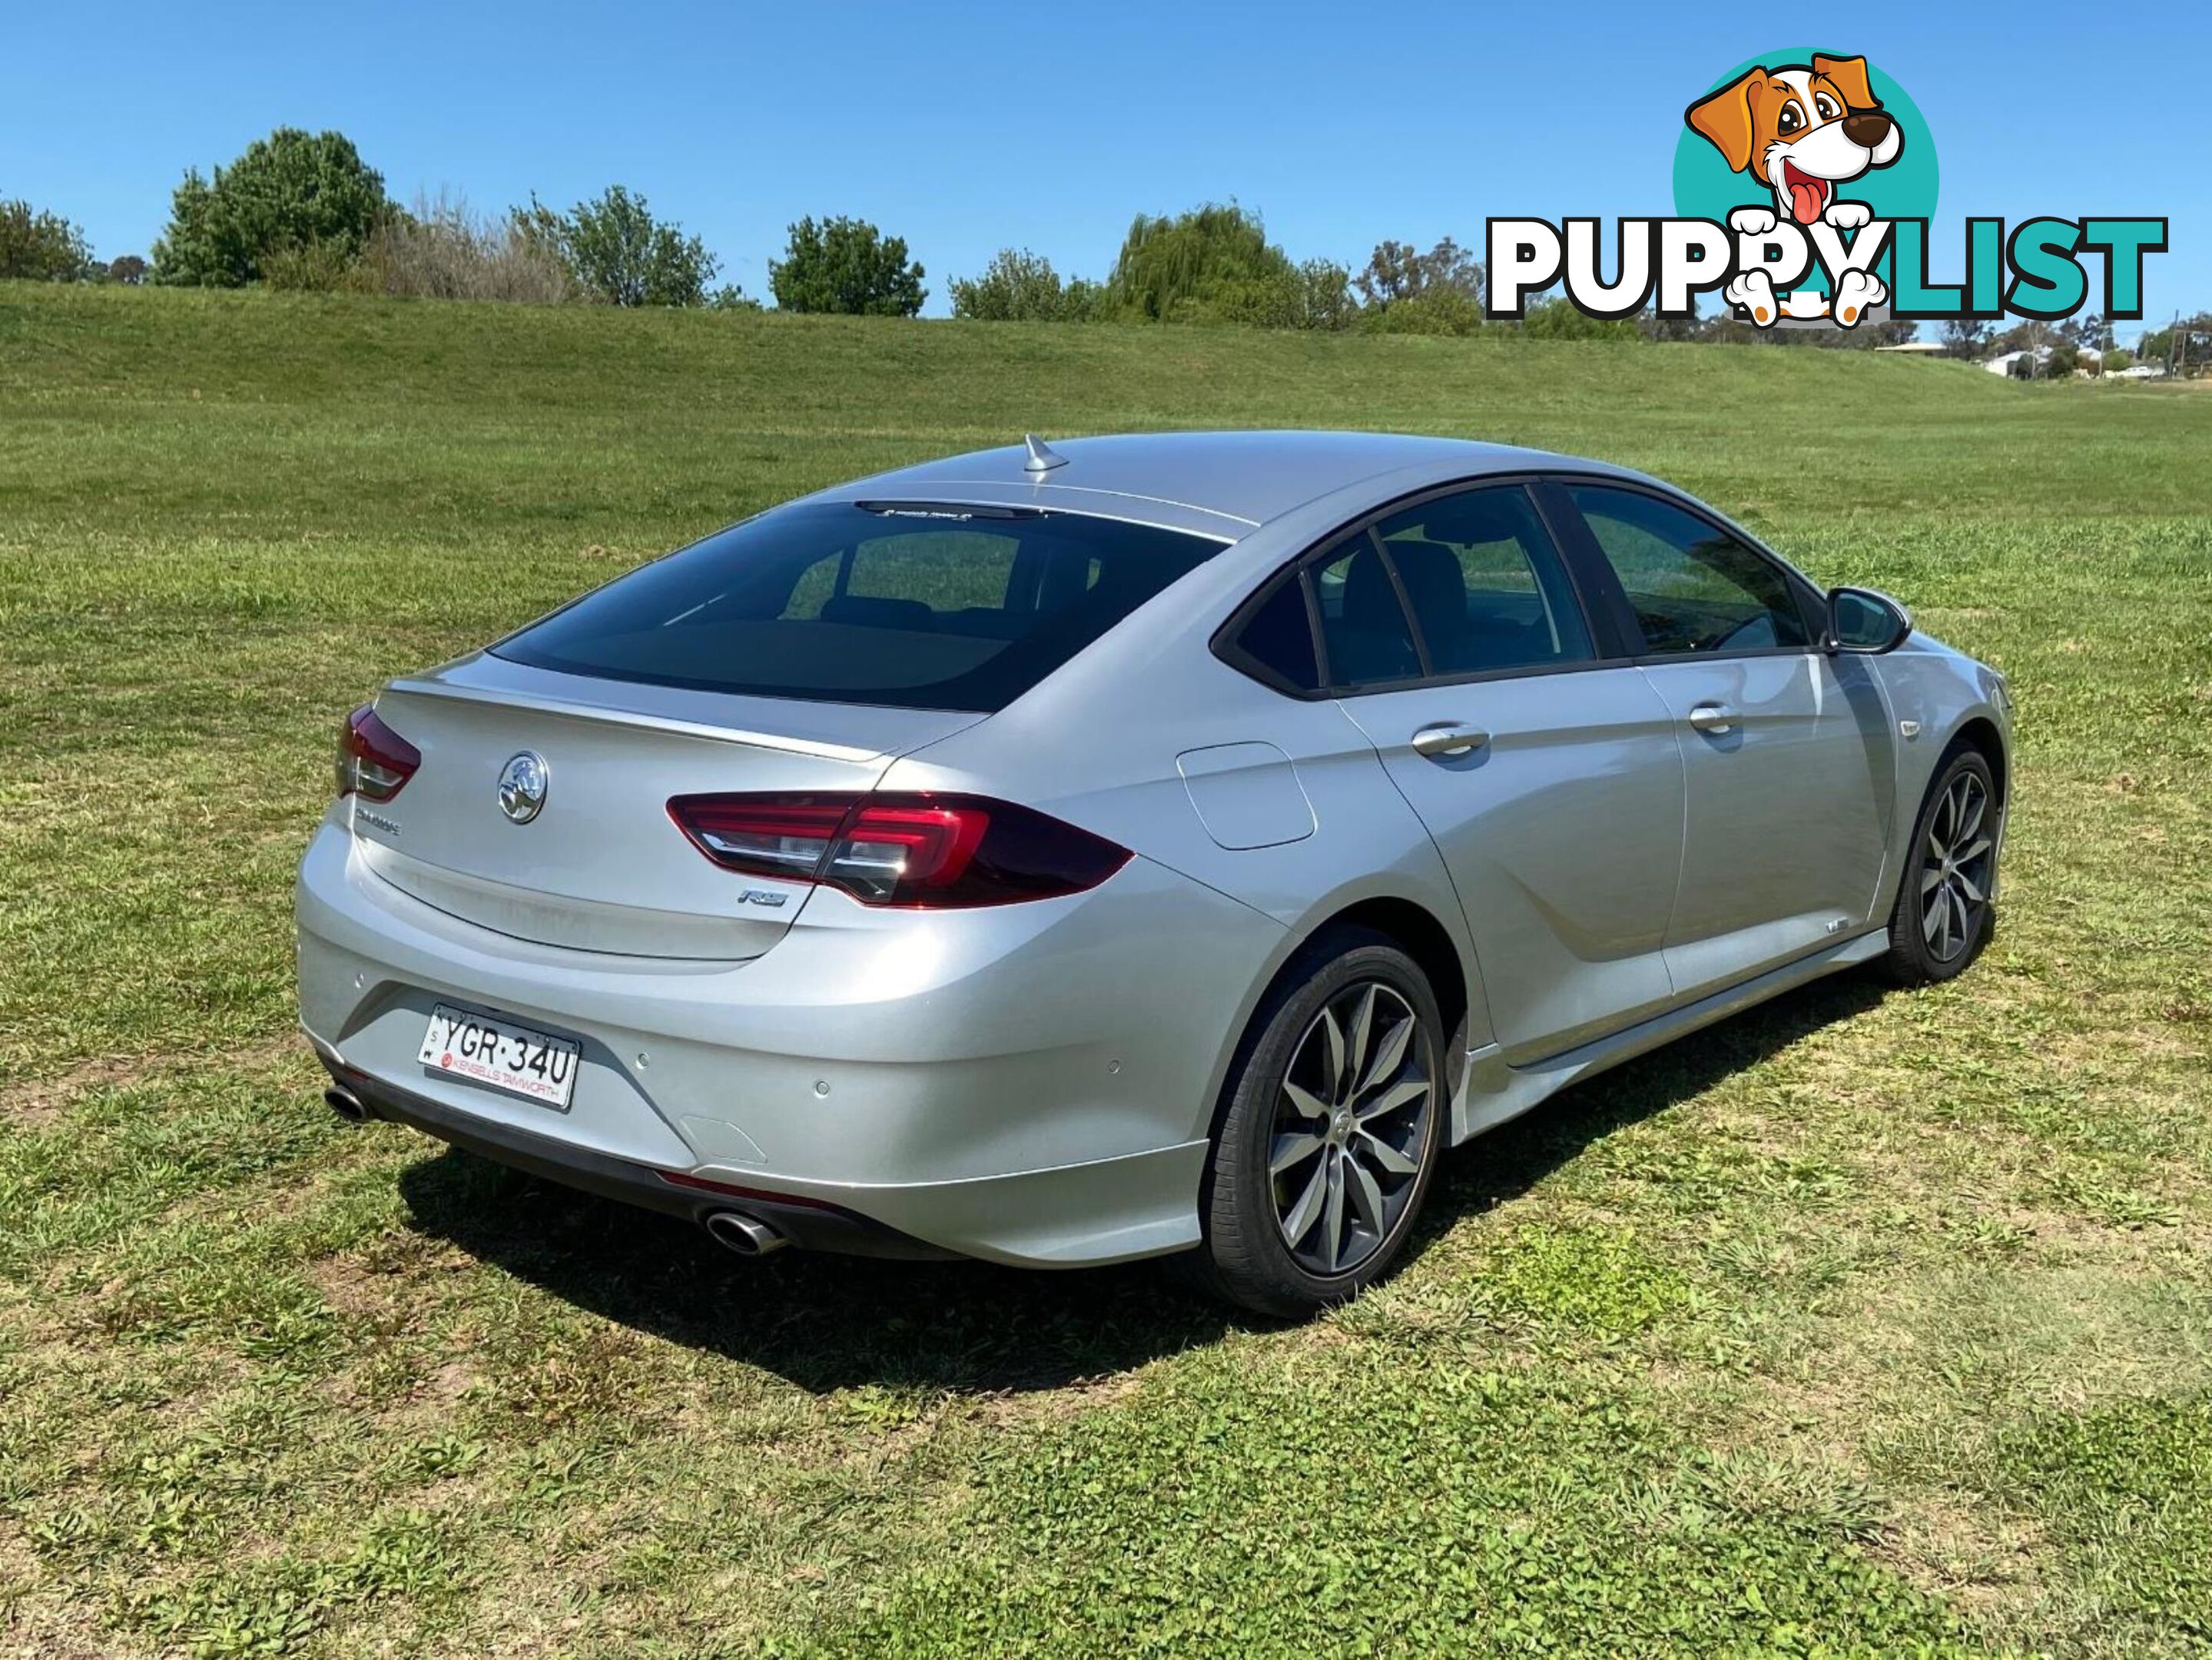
294,818,1282,1266
319,1055,956,1257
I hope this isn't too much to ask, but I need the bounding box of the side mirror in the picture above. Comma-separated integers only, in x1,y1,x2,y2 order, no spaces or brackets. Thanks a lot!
1825,586,1912,654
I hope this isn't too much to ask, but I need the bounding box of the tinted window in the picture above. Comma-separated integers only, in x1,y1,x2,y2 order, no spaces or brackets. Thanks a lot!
1374,487,1594,676
1312,536,1421,687
1233,576,1322,692
1570,486,1809,655
496,502,1225,711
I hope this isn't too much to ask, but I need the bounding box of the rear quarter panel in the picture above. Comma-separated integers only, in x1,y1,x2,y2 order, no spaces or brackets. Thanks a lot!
881,546,1491,1144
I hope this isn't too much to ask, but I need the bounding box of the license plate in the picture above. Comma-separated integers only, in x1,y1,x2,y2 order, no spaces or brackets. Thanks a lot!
418,1004,580,1111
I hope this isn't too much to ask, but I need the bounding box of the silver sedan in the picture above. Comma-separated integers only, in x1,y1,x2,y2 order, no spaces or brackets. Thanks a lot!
297,431,2011,1315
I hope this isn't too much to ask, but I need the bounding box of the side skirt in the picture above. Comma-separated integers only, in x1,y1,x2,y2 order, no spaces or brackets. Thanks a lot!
1446,929,1888,1146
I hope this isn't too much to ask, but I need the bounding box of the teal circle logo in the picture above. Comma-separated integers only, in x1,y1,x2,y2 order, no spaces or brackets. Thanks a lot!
1673,50,1937,300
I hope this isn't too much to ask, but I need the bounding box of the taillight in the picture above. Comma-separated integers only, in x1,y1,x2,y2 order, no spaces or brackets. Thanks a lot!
336,704,420,801
667,792,1130,908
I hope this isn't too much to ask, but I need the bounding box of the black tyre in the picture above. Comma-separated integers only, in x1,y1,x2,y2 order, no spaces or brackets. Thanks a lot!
1180,927,1447,1318
1878,745,2000,985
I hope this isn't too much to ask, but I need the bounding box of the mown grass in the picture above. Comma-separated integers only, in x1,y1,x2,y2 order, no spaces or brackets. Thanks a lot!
2,282,2209,1656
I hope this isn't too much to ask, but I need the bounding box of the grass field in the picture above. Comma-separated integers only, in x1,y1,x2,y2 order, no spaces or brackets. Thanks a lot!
2,282,2210,1658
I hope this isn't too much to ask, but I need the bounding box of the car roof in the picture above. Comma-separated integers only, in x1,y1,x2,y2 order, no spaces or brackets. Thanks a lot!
822,430,1622,536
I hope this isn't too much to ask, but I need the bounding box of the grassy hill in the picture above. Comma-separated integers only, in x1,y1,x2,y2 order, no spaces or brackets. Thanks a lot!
2,283,2210,1657
8,282,2207,540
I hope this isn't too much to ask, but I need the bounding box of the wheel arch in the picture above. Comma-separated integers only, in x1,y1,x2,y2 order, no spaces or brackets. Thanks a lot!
1199,891,1476,1145
1317,896,1471,1053
1872,703,2011,934
1187,888,1474,1260
1946,713,2009,808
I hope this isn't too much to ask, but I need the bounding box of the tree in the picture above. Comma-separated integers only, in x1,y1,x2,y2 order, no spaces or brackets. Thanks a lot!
1103,203,1294,323
1940,317,1991,358
513,187,718,307
770,217,926,316
1354,237,1481,309
153,128,392,287
1347,236,1484,335
1292,258,1355,332
1355,239,1421,307
104,254,148,285
0,200,94,281
2045,340,2081,377
950,247,1095,321
1856,317,1922,347
1986,320,2071,377
2057,312,2111,351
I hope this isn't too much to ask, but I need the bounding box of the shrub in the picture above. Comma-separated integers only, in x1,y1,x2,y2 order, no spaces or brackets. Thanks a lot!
1062,278,1107,322
1199,270,1295,328
1199,257,1357,331
950,247,1096,321
1519,297,1640,340
153,128,392,287
260,237,374,293
364,193,572,303
1359,286,1484,337
512,187,717,307
770,217,926,317
0,200,95,281
2103,347,2134,372
104,254,148,285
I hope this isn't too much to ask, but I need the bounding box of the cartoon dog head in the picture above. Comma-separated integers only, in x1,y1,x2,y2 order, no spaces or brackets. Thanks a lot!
1686,55,1902,225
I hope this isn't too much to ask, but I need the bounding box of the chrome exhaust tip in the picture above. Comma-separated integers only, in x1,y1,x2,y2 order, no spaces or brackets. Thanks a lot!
323,1085,372,1124
703,1210,789,1257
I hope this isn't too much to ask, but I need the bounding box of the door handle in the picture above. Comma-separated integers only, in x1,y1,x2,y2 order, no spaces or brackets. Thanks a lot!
1411,723,1491,759
1687,703,1737,735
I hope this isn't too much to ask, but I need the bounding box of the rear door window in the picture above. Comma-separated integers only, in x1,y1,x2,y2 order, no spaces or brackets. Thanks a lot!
496,502,1226,711
1371,486,1594,676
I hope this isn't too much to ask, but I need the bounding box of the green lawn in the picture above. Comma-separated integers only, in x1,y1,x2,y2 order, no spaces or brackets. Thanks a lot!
2,283,2209,1658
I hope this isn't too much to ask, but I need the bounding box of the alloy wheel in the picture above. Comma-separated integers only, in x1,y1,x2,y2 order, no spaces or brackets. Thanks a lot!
1921,769,1994,963
1270,981,1436,1277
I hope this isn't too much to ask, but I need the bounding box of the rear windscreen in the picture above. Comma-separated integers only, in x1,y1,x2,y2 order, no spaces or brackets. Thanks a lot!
492,502,1229,712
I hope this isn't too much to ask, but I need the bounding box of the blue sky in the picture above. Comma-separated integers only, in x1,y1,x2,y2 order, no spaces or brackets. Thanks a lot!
8,0,2206,340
